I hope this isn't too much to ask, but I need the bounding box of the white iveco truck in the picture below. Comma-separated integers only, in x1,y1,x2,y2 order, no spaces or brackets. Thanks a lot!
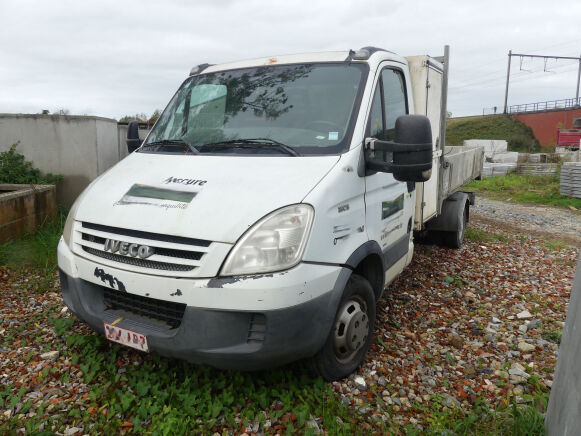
58,45,483,380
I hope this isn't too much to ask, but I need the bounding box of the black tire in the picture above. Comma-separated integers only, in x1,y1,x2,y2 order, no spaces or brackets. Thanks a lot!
427,230,445,246
309,274,376,381
444,204,467,248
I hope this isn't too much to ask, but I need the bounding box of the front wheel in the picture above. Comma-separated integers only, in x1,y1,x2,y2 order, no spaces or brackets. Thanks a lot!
309,274,376,381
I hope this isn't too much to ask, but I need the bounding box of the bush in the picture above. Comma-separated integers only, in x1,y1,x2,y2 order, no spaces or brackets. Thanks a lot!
0,142,63,184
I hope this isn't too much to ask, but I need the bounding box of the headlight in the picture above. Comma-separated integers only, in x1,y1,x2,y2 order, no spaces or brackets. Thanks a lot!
220,204,314,276
62,196,82,248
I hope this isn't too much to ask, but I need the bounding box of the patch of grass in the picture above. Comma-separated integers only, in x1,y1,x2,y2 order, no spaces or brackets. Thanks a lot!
542,328,563,344
539,240,569,252
415,393,547,435
442,274,473,288
465,173,581,210
2,322,375,435
0,206,66,272
446,115,540,152
465,228,511,243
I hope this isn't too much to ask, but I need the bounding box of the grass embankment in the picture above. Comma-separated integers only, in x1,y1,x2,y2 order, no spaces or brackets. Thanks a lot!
446,115,540,152
1,216,550,434
465,173,581,210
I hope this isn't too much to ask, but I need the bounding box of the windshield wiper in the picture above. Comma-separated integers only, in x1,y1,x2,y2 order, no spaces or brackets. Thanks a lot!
199,138,301,156
141,139,199,154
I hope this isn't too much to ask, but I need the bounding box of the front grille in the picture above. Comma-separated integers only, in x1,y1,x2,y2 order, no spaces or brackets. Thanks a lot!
83,247,195,272
82,234,203,260
77,222,213,275
82,222,211,246
103,287,186,328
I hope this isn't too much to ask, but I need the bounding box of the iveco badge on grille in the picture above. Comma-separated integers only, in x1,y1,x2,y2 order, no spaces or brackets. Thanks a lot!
103,239,155,259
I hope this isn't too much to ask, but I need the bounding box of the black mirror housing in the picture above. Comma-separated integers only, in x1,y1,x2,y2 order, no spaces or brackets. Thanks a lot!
364,114,433,182
126,120,143,153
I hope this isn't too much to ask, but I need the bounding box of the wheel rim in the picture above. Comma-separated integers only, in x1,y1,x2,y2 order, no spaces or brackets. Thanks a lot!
333,297,369,363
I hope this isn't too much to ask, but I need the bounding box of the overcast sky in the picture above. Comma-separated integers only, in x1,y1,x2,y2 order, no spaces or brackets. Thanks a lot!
2,0,581,120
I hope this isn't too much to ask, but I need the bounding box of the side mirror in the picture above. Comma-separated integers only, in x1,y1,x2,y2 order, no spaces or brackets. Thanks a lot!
364,114,433,182
126,120,143,153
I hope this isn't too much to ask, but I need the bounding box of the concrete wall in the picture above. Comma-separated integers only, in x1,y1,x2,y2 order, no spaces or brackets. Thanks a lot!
546,252,581,435
0,114,124,206
0,114,152,207
512,108,581,147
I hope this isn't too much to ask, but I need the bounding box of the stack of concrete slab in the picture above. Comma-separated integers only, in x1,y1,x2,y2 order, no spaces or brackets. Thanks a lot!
463,139,507,159
464,139,518,177
560,162,581,198
556,149,581,162
482,163,517,177
517,163,559,175
518,153,547,163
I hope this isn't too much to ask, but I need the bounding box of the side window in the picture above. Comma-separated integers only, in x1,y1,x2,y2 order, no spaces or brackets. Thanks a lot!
381,69,408,140
368,84,384,140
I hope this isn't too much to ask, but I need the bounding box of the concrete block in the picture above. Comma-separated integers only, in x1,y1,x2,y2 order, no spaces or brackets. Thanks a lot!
546,253,581,435
490,152,518,164
463,139,508,159
0,184,56,243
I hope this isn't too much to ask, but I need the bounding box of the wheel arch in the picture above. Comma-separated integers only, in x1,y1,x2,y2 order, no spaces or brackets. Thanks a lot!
426,191,470,232
345,241,385,300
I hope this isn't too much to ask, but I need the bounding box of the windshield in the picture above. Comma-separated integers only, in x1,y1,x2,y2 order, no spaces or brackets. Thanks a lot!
143,63,367,155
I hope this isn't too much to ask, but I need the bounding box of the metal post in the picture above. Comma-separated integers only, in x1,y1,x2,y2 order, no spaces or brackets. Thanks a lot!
576,55,581,105
437,44,450,216
503,50,512,114
439,45,450,151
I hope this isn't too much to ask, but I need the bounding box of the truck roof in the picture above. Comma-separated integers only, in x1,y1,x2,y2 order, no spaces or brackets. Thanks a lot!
194,48,407,76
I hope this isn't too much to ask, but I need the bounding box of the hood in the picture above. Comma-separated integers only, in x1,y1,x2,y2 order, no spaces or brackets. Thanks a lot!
75,152,340,243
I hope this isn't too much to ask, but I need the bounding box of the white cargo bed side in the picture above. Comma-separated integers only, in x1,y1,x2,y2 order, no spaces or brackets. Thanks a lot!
441,146,484,198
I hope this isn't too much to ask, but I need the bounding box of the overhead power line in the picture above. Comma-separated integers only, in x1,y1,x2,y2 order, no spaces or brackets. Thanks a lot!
450,61,578,91
503,51,581,113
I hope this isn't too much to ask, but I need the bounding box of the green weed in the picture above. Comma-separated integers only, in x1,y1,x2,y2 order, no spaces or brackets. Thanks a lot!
413,392,547,435
542,329,563,344
539,240,569,252
0,142,63,184
28,321,376,435
465,228,511,243
0,206,66,272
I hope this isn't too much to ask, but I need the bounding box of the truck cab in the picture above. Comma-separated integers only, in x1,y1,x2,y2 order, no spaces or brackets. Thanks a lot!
58,46,479,380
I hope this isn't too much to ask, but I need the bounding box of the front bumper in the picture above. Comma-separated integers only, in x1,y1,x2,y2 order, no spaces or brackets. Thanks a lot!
57,238,350,370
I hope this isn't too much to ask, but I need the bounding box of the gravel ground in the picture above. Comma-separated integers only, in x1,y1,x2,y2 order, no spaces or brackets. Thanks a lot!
472,197,581,246
1,209,579,434
334,221,578,431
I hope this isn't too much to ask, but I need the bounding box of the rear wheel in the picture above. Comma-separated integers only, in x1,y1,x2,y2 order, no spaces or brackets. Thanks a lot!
444,204,467,248
309,274,376,381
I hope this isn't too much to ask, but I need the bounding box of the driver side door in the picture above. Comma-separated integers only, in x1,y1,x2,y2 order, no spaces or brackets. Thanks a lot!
364,65,414,275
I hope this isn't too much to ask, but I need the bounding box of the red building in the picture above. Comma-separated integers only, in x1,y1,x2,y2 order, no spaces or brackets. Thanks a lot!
512,108,581,148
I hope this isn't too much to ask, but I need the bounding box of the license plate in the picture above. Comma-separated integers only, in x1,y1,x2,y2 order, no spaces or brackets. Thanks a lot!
104,322,149,352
